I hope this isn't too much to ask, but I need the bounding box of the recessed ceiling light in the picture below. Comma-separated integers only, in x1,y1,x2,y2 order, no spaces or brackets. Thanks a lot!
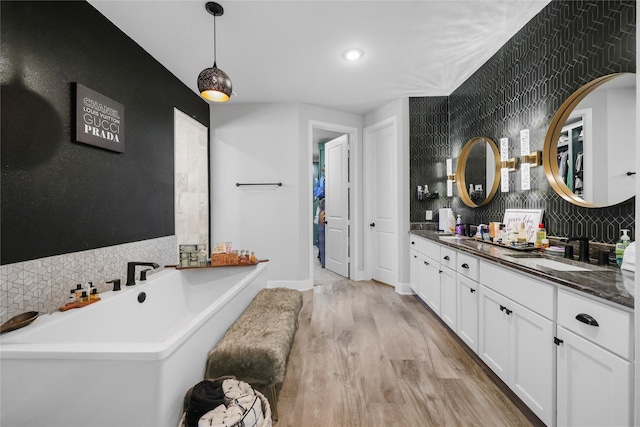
342,48,364,61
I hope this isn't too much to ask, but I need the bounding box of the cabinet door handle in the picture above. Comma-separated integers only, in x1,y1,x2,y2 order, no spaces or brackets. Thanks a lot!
469,288,476,293
413,255,417,259
554,337,564,346
443,255,450,261
370,222,376,227
439,270,443,274
575,313,599,327
461,263,470,269
499,305,512,315
411,241,415,245
424,261,429,265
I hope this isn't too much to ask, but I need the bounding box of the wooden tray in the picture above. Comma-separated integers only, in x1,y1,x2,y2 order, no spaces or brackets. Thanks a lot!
1,311,39,334
59,297,101,312
167,259,269,270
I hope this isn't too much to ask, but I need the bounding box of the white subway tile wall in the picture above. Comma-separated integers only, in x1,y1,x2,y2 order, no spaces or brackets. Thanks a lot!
0,235,177,323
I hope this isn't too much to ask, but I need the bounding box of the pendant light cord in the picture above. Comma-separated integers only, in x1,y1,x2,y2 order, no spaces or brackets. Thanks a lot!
213,12,217,67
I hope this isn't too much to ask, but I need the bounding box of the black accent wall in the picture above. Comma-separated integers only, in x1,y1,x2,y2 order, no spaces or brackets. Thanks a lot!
1,1,209,265
410,0,636,244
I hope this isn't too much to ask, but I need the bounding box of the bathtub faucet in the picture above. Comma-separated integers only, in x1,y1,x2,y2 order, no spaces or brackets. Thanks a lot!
126,262,160,286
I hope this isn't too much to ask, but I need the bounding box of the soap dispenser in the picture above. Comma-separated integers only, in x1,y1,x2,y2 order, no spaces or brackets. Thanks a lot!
615,229,631,267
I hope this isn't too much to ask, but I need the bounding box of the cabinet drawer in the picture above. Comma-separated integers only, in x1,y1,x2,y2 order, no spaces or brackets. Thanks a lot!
457,252,479,281
557,289,633,360
418,238,440,260
479,261,554,319
440,246,457,270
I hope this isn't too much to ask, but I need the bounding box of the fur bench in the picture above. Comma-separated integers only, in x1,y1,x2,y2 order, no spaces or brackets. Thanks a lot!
205,288,303,420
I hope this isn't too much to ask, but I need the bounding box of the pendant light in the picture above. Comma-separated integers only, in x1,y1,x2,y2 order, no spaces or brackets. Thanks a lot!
197,2,232,102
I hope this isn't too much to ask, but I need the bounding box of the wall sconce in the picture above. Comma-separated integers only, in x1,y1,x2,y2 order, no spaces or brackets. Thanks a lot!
521,151,542,167
500,158,519,171
197,2,233,102
499,137,519,192
446,159,455,196
520,129,531,190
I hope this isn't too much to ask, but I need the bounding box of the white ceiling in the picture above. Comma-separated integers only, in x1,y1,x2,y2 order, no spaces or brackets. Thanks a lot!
88,0,550,116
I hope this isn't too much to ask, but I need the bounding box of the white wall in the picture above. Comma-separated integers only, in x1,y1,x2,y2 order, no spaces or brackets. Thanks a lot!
210,103,303,288
210,103,364,290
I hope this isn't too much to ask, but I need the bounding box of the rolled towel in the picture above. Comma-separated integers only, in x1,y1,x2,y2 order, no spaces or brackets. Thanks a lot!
222,379,255,403
221,379,264,427
198,405,243,427
185,379,226,427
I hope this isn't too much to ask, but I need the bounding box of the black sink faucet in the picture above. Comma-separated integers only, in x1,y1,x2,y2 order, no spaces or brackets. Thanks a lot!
125,262,160,286
567,237,590,263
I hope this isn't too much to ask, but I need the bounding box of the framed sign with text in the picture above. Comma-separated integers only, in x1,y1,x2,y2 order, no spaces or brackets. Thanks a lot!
75,83,125,152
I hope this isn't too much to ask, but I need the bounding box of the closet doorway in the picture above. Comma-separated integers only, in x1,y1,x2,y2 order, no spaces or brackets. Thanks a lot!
311,123,353,280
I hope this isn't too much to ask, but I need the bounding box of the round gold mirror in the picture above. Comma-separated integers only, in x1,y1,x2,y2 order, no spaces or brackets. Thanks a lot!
543,73,636,207
456,137,500,208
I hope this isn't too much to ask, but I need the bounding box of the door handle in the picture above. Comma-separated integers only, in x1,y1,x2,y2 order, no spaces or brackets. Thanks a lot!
370,222,375,227
575,313,599,327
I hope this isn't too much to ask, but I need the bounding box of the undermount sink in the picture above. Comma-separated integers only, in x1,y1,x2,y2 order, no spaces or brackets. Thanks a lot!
438,235,460,241
506,255,592,272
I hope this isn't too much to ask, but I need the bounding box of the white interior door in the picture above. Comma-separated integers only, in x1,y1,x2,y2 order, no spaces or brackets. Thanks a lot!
364,118,397,286
324,135,349,277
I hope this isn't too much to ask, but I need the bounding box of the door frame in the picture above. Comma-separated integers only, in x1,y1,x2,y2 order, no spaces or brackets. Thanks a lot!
308,121,362,281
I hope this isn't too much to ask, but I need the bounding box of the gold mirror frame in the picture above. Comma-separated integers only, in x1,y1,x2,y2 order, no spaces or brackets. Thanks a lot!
456,137,500,208
543,73,634,208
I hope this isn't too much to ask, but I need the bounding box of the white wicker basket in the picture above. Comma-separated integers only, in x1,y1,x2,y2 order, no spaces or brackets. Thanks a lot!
178,388,272,427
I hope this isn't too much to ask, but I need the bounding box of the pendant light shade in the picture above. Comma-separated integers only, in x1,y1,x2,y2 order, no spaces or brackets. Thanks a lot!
198,2,232,102
198,65,232,102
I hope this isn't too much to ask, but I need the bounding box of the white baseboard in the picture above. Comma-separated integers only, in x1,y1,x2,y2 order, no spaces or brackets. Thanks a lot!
351,269,367,281
395,282,415,295
267,279,313,292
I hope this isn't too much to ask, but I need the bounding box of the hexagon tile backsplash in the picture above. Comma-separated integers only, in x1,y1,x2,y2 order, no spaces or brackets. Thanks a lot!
0,236,177,323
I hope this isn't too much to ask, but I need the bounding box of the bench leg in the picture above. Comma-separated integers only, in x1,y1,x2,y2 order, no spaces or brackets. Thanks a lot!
269,384,279,421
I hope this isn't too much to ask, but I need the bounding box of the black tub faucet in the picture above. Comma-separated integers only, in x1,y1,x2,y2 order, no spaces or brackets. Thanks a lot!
567,237,590,263
126,262,160,286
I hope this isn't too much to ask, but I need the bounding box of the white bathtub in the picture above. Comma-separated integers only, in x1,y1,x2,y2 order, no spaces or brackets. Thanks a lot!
0,263,268,427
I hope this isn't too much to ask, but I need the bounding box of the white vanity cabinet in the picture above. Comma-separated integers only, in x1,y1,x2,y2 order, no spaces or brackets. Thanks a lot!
409,238,419,294
479,262,555,427
555,289,634,427
414,238,442,314
439,247,457,330
455,252,480,353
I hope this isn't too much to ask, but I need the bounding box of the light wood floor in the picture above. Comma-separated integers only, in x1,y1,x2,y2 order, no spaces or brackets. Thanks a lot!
275,278,537,426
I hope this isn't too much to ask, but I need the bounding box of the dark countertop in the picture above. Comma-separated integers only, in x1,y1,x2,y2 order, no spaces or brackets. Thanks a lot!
410,230,634,311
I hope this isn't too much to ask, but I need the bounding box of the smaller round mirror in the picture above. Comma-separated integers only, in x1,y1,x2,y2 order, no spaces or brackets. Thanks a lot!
456,137,500,208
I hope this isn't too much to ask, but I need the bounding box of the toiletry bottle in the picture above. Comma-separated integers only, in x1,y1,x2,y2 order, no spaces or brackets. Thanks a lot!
535,224,547,248
250,252,256,263
455,215,464,236
74,284,83,301
68,289,76,304
517,223,528,244
449,212,456,233
90,288,98,301
615,229,631,267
